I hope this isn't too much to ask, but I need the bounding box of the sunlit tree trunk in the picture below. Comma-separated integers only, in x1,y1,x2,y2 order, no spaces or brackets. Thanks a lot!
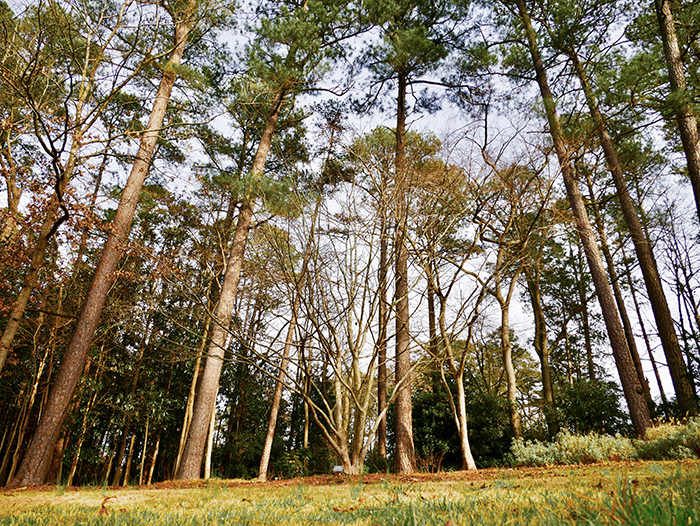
9,3,198,486
394,71,415,474
176,89,285,480
512,0,651,436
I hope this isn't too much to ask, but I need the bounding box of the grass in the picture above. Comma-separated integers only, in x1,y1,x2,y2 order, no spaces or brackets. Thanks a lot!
1,460,698,525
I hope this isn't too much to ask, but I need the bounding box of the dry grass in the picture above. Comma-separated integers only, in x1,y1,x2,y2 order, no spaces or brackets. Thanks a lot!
1,460,698,525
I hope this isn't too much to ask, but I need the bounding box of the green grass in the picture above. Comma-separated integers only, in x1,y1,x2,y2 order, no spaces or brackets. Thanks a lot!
1,461,698,525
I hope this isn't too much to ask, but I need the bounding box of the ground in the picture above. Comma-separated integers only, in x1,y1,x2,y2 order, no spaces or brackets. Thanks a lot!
1,460,698,525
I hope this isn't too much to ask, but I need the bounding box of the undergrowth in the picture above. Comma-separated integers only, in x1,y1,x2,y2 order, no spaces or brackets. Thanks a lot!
511,417,700,467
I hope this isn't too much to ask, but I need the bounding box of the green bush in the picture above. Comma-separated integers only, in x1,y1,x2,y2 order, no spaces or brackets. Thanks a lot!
636,417,700,460
554,379,632,436
511,417,700,466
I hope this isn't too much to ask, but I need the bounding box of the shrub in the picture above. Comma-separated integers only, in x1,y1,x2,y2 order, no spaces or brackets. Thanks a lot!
511,417,700,467
635,417,700,460
511,431,636,466
555,379,632,436
511,437,557,467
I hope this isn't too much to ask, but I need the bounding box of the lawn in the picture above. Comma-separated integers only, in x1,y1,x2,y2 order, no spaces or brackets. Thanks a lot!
1,460,698,525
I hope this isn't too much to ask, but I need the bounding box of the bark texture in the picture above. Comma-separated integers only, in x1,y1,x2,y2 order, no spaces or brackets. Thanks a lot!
571,52,697,416
176,89,285,480
394,72,416,474
9,10,195,487
513,0,651,437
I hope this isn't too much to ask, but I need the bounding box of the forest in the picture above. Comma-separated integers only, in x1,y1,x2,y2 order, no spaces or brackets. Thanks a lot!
1,0,699,489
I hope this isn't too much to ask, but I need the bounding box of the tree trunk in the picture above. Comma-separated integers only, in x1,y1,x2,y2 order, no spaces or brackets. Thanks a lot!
122,433,136,486
454,374,476,471
394,71,415,474
494,271,523,439
512,0,651,437
0,205,58,373
257,306,296,481
582,169,654,411
175,313,208,475
8,7,197,487
176,89,285,480
204,405,215,479
436,296,477,471
377,210,389,460
524,265,556,436
571,51,697,416
258,196,319,481
654,0,700,222
146,432,161,485
0,116,23,243
138,417,149,486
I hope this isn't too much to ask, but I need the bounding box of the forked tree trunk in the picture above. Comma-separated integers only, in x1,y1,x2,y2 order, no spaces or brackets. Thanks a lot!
176,89,285,480
513,0,651,437
9,5,197,487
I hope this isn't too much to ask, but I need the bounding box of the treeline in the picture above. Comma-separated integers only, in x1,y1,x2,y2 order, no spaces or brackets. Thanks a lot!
1,0,699,487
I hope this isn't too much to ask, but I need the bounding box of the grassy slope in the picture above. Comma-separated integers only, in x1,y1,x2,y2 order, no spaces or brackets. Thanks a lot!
1,460,698,525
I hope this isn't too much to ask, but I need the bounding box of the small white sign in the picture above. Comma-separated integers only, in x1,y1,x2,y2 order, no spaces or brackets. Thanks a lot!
333,465,344,473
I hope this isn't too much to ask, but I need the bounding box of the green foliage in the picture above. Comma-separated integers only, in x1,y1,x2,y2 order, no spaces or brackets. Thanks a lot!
636,417,700,460
412,376,514,470
511,417,700,467
412,387,461,470
554,379,632,436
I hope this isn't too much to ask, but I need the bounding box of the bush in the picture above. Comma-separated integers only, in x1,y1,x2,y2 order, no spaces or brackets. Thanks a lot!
510,417,700,467
555,379,632,436
636,417,700,460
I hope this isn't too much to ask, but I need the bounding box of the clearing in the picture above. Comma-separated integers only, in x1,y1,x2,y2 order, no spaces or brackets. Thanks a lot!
1,460,698,525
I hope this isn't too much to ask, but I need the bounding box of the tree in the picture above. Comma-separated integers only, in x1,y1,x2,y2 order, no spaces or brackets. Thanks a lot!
0,0,161,373
257,104,349,481
10,0,207,487
652,0,700,223
361,0,470,474
473,162,552,439
537,0,697,416
176,0,359,480
497,0,651,436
